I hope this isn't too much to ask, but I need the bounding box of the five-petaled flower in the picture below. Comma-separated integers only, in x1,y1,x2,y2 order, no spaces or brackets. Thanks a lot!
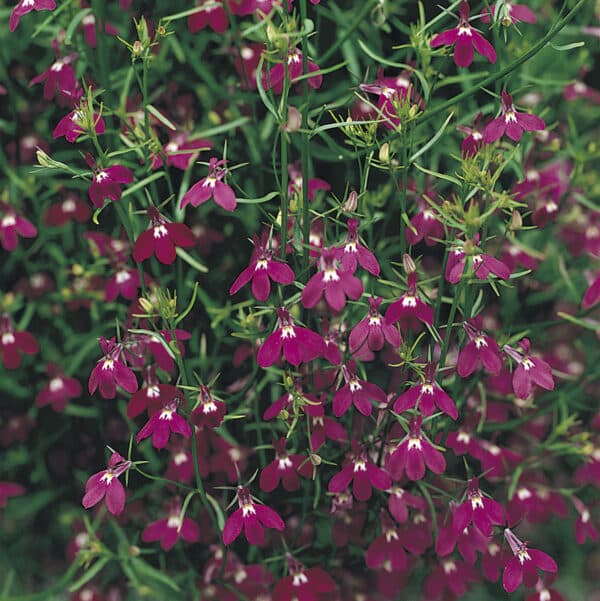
141,498,201,551
35,363,82,412
263,48,322,94
53,104,106,143
82,451,131,515
180,157,237,212
0,313,39,370
386,270,434,329
9,0,56,32
0,203,37,252
88,336,138,399
335,218,380,276
430,0,497,68
190,384,227,429
259,438,312,492
86,155,133,208
484,91,546,143
457,318,503,378
349,296,401,354
273,554,335,601
503,338,554,399
136,395,192,449
453,477,505,536
332,361,387,417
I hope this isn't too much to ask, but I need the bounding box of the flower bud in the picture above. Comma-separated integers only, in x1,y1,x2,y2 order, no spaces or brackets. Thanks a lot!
309,452,322,466
283,106,302,133
403,253,416,274
379,142,390,163
343,190,358,213
509,210,523,231
132,40,144,59
138,297,154,314
36,149,51,167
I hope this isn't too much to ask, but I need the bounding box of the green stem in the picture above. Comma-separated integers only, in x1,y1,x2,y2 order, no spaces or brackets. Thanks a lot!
300,0,311,279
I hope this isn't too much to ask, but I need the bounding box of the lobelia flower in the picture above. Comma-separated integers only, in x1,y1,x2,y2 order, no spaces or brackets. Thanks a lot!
85,155,133,208
229,235,295,301
386,415,446,481
302,247,363,312
457,112,485,158
445,240,511,284
332,361,387,417
320,318,344,364
387,486,426,524
273,554,335,601
406,202,445,247
35,363,82,412
457,318,503,378
366,510,413,571
481,3,537,26
151,132,213,171
393,363,458,420
257,307,325,368
335,218,380,276
308,398,348,450
141,498,200,551
82,451,131,515
423,558,480,599
525,580,566,601
0,313,39,369
386,271,434,329
88,336,138,399
0,203,37,251
133,207,196,265
29,50,78,101
564,79,600,104
572,496,598,544
259,438,312,492
263,48,322,94
452,477,505,536
44,192,90,226
349,296,401,354
180,157,237,212
503,338,554,399
328,442,392,501
52,104,106,143
104,265,144,302
9,0,56,32
222,485,285,545
502,528,558,593
136,395,192,450
190,384,226,429
437,517,489,565
79,13,119,48
234,42,264,90
287,160,331,201
430,0,496,68
483,91,546,143
188,0,229,34
126,366,178,418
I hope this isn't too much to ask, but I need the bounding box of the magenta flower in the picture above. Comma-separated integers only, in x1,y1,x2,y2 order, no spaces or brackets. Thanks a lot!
229,235,295,301
180,157,237,212
406,203,444,246
287,160,331,201
133,207,195,265
257,307,325,368
484,91,546,143
332,362,387,417
445,242,511,284
0,313,39,370
452,478,504,536
387,486,426,524
349,296,401,354
82,452,131,516
481,3,537,25
302,247,363,312
457,113,485,158
105,266,144,302
259,438,312,492
457,318,503,378
126,366,178,418
393,363,458,420
136,396,192,450
263,48,322,94
190,384,226,429
141,499,200,551
336,218,380,276
188,0,228,34
386,415,446,481
86,157,133,208
572,496,598,545
502,528,558,593
564,79,600,104
29,52,78,101
366,510,412,571
9,0,56,32
35,364,82,412
423,558,479,599
44,193,90,227
273,555,335,601
53,106,106,143
430,1,496,68
309,400,348,450
79,13,119,49
385,271,434,329
222,485,285,545
328,443,392,501
503,338,554,399
0,204,37,251
151,133,213,171
88,336,138,399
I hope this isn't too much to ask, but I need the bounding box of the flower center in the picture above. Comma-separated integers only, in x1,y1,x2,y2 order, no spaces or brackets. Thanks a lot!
174,451,188,465
368,315,381,326
521,357,534,371
353,459,367,472
408,436,422,451
167,514,182,529
2,332,15,345
153,224,168,238
474,336,487,349
241,501,256,518
349,378,362,393
2,215,16,227
505,109,518,123
517,549,531,564
255,259,268,270
323,268,340,283
292,572,308,586
49,377,64,392
281,325,296,339
458,25,472,36
402,295,417,307
95,171,109,182
443,560,457,574
278,456,293,470
115,270,131,284
62,199,76,212
202,400,217,414
101,358,115,371
160,408,174,421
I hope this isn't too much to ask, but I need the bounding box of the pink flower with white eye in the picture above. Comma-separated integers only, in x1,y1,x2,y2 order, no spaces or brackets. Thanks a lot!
141,498,200,551
0,203,37,251
525,581,566,601
308,398,347,451
481,3,537,25
52,105,105,143
457,112,485,158
387,486,426,524
9,0,56,32
572,496,598,544
564,79,600,104
82,451,131,515
386,271,434,329
328,443,392,501
302,247,363,312
393,363,458,420
222,485,285,545
366,510,411,571
445,240,511,284
259,438,312,493
502,528,558,593
136,396,192,450
386,415,446,481
229,235,295,302
88,336,138,399
336,218,380,276
0,313,39,370
44,193,90,226
483,91,546,143
133,207,196,265
188,0,228,34
503,338,554,399
437,518,489,565
423,558,480,599
406,202,444,246
180,157,237,212
29,52,78,101
190,384,226,429
263,48,322,95
104,265,144,302
86,156,133,208
287,160,331,201
257,307,325,368
35,363,82,412
332,361,387,417
349,296,401,354
126,366,178,418
234,42,264,90
273,554,335,601
452,477,505,536
457,318,503,378
430,0,497,68
79,13,119,48
151,133,213,171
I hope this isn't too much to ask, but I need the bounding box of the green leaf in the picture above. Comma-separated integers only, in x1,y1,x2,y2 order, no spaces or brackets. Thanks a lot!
147,104,177,131
130,558,181,592
68,558,110,592
237,191,280,204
